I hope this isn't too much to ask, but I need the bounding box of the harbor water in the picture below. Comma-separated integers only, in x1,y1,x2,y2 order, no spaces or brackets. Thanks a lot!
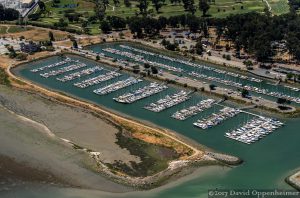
8,45,300,198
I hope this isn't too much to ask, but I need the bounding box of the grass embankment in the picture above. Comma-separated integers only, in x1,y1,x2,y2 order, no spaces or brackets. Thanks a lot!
0,68,10,86
106,117,194,177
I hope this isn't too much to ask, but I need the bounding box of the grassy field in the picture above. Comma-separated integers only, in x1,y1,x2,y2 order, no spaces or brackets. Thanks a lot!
0,26,33,34
37,0,289,35
269,0,290,15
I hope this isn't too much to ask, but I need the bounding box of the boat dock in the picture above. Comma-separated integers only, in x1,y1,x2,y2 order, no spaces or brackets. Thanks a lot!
93,77,142,95
193,107,241,129
190,71,300,104
225,117,284,144
113,82,168,104
171,99,215,120
30,57,72,73
144,90,192,112
74,71,121,88
40,62,87,78
103,48,183,72
57,66,103,82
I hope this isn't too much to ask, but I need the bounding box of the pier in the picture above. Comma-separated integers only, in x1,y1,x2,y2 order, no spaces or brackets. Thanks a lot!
144,90,192,112
113,82,168,104
93,77,142,95
30,57,72,73
74,71,121,88
225,117,284,144
57,66,103,82
193,107,241,129
171,99,215,120
40,62,87,78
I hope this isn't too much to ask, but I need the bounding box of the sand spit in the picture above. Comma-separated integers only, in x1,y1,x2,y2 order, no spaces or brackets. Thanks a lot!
286,171,300,191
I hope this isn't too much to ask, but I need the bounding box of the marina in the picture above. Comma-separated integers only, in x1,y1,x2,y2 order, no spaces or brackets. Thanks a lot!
88,44,300,106
74,71,121,88
189,71,300,104
57,66,103,82
225,117,284,144
30,57,73,73
193,107,241,129
119,45,262,82
102,48,183,72
113,82,168,104
93,77,142,95
40,62,87,78
171,99,215,120
144,90,192,112
8,38,300,197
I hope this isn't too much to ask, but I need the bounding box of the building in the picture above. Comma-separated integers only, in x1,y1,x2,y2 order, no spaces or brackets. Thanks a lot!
21,0,34,8
20,42,40,53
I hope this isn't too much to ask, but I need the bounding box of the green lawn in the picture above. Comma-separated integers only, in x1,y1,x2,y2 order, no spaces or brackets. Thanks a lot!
269,0,290,15
37,0,289,35
0,26,33,34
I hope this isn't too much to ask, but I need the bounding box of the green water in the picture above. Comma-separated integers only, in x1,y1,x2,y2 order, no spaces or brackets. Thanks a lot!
86,42,300,105
8,48,300,198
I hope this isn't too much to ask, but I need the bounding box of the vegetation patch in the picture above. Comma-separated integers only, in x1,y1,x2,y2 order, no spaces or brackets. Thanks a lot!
106,128,180,177
0,68,10,86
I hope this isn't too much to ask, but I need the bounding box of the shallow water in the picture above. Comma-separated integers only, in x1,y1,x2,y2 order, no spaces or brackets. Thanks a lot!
8,47,300,197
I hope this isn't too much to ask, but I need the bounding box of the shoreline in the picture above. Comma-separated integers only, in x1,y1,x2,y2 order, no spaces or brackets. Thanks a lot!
5,62,241,189
286,171,300,191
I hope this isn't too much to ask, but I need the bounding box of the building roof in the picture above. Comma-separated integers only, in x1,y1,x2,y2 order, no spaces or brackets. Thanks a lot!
21,0,33,4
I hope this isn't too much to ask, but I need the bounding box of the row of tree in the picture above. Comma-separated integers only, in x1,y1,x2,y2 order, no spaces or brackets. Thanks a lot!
0,4,19,21
209,12,300,62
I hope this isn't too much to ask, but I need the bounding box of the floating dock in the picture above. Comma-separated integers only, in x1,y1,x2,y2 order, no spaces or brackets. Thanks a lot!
74,71,121,88
113,82,168,104
171,99,215,120
57,66,103,82
144,90,192,112
40,62,87,78
30,57,72,73
93,77,142,95
225,117,284,144
193,107,241,129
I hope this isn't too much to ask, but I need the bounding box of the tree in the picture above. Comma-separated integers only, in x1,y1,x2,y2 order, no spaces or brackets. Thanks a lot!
100,20,112,33
138,0,149,15
0,5,19,21
94,0,106,21
195,40,203,55
48,31,55,42
187,15,200,32
152,0,164,13
199,0,210,16
158,16,168,30
128,17,143,38
209,84,216,90
108,16,126,30
113,0,120,6
241,89,249,98
96,55,100,60
144,63,151,69
182,0,196,14
124,0,131,7
38,1,46,12
151,66,158,74
72,40,78,49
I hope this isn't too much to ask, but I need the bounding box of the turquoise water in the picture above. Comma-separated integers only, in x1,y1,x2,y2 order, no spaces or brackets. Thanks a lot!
10,48,300,198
